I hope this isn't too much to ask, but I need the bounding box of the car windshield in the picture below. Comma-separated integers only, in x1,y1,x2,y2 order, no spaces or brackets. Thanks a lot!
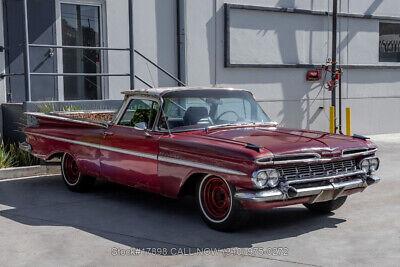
158,89,271,132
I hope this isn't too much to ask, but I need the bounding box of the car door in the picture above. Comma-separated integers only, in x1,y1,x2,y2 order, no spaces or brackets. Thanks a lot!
100,97,162,193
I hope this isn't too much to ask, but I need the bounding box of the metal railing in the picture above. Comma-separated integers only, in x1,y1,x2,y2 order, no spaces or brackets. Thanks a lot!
1,0,185,102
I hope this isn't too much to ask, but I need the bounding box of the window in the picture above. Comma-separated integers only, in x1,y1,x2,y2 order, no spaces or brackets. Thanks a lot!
61,3,103,100
118,99,160,129
379,22,400,62
160,90,270,132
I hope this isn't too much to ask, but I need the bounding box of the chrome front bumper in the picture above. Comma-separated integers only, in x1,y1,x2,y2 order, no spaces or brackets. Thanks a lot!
235,174,380,203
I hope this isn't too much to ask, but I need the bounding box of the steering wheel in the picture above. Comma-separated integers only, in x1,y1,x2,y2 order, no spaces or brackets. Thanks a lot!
215,110,241,123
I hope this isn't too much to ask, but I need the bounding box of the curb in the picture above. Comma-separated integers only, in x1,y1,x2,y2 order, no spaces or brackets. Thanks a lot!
0,165,61,180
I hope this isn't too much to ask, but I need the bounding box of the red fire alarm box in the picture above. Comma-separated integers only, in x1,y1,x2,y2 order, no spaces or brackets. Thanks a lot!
306,69,322,81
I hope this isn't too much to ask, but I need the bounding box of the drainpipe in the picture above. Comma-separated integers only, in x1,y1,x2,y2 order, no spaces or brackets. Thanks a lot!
128,0,135,90
330,0,338,132
22,0,31,101
176,0,186,85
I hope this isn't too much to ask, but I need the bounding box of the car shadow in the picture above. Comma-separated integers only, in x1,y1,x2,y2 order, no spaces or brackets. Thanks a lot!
0,176,346,255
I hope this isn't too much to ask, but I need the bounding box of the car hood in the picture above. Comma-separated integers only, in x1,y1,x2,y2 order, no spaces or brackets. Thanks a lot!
201,126,369,156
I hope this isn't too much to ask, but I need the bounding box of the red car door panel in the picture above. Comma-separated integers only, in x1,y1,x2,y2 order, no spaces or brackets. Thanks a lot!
100,97,161,193
100,125,161,192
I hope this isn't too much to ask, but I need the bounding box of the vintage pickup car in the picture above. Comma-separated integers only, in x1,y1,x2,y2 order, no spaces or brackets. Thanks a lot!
22,87,380,231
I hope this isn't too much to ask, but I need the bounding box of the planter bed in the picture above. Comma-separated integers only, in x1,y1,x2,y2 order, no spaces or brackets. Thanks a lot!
52,110,116,122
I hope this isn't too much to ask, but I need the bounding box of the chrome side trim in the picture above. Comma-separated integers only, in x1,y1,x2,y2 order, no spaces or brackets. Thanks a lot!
158,156,247,176
25,112,109,128
99,144,157,160
25,132,157,160
25,132,246,176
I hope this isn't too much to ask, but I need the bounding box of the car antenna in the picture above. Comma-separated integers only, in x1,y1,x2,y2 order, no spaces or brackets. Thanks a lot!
160,99,172,137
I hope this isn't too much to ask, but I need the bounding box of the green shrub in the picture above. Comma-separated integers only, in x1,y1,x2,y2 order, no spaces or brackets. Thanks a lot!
0,140,40,169
37,103,57,114
8,143,40,167
37,103,82,114
0,141,15,169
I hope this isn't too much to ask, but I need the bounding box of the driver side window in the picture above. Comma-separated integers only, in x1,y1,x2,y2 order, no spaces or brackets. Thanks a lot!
118,99,159,129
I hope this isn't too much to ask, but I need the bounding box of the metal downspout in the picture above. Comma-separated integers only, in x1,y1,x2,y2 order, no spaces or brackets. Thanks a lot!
177,0,186,85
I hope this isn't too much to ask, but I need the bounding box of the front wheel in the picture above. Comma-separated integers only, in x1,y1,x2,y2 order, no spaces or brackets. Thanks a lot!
61,153,95,192
304,196,347,213
196,175,248,231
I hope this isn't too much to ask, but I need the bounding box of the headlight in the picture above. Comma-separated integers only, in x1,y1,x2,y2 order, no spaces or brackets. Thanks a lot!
266,169,280,187
360,160,370,173
359,157,380,173
369,158,379,172
252,169,280,189
253,171,268,188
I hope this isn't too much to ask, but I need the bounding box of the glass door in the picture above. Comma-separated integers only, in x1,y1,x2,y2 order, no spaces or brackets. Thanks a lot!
61,3,102,100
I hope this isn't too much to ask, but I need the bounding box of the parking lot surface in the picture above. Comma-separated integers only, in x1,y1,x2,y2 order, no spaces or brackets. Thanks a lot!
0,134,399,266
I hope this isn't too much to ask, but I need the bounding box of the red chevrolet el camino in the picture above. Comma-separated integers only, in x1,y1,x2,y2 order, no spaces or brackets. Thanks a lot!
22,87,380,231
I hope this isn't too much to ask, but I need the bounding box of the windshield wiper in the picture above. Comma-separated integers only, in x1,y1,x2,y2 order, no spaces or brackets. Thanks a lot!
249,121,279,127
205,123,248,132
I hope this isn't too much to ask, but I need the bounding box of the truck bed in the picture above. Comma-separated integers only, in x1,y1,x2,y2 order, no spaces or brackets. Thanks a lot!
25,110,116,129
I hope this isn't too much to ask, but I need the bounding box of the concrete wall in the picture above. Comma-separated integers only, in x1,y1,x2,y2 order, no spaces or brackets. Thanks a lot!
107,0,178,100
185,0,400,135
1,0,399,135
0,0,178,102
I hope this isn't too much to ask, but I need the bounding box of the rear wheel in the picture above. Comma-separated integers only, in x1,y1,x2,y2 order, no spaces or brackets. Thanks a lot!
196,175,248,231
304,196,347,213
61,153,95,192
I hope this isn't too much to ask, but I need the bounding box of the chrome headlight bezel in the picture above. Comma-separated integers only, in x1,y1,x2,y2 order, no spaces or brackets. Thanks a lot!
252,169,281,189
369,158,379,172
359,156,380,174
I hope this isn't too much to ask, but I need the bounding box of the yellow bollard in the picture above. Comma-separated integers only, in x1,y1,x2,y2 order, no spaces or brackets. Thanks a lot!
346,108,351,136
330,106,335,133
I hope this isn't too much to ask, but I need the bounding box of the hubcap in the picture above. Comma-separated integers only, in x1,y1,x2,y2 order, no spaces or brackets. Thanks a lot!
63,154,80,185
202,177,231,220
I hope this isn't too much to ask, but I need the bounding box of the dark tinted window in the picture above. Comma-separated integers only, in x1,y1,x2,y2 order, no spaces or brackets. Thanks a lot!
61,4,102,100
379,22,400,62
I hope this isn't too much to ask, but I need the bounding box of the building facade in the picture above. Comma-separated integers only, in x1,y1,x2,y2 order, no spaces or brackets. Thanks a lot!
1,0,400,140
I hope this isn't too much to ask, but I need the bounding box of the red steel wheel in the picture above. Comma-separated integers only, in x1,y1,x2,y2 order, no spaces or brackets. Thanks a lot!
62,154,80,185
61,153,95,192
197,175,248,231
202,177,232,220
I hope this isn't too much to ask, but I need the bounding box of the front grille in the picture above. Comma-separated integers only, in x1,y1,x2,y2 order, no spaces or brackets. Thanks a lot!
277,159,357,181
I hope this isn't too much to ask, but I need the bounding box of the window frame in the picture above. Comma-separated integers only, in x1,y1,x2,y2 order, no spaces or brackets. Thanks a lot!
114,96,162,132
55,0,108,101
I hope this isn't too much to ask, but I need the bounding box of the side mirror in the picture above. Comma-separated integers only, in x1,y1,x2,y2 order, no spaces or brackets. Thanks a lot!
134,122,151,136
